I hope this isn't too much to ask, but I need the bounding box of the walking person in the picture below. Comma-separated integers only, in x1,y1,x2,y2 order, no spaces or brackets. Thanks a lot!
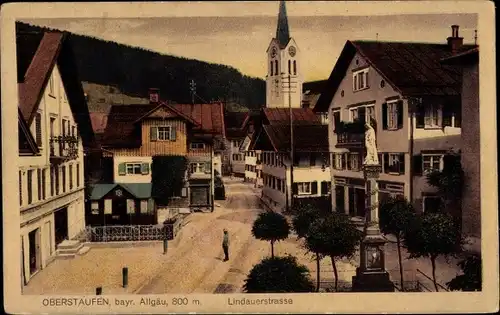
222,229,230,261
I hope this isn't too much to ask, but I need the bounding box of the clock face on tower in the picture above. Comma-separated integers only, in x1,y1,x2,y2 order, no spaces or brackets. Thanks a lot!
271,47,277,58
288,46,296,57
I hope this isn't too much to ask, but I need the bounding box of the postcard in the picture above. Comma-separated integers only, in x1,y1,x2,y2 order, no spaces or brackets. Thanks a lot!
1,1,498,314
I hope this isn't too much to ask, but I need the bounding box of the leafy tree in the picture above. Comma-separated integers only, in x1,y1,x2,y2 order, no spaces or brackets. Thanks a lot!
251,211,290,258
291,203,330,292
151,156,188,205
404,212,464,291
379,196,416,291
447,254,482,291
243,255,314,293
426,153,464,221
305,213,363,291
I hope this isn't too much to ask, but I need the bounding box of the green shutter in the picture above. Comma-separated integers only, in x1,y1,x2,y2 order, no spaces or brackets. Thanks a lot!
141,163,150,175
170,127,176,141
311,182,318,195
118,163,126,175
150,127,158,141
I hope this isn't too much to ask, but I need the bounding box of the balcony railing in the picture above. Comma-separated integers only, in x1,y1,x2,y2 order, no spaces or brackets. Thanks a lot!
50,135,79,162
334,120,366,148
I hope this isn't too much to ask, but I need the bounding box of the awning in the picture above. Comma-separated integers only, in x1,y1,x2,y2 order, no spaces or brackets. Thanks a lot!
90,183,153,200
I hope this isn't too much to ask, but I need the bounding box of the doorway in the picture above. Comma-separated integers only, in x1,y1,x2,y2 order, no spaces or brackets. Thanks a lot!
190,186,210,206
112,198,128,225
54,207,68,246
28,229,40,275
348,187,366,217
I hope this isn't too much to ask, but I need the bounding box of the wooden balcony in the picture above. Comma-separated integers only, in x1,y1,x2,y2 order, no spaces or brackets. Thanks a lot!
334,120,366,149
49,135,79,163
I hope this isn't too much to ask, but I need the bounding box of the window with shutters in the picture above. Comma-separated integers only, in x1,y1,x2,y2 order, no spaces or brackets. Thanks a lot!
297,182,311,195
425,104,442,128
91,202,100,215
332,110,341,131
422,154,443,173
35,112,42,147
27,170,33,204
126,163,142,175
158,126,172,140
386,153,405,174
353,68,369,91
387,101,399,130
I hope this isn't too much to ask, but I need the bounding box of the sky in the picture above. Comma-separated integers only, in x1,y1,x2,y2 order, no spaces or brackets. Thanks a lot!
22,2,477,82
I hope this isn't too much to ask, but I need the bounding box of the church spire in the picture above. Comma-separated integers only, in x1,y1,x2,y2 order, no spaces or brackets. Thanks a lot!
275,0,290,48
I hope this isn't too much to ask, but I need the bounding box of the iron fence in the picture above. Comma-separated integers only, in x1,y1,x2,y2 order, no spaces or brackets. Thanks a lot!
84,225,167,242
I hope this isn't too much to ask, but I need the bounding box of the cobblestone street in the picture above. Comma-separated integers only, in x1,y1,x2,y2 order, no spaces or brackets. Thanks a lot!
22,178,462,295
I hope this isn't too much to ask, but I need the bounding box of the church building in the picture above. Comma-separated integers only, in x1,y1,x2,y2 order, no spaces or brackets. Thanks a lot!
248,1,331,213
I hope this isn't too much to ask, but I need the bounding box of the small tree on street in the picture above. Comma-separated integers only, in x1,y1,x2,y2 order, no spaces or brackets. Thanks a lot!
305,213,363,291
243,255,315,293
447,253,482,291
404,212,464,291
291,203,329,292
426,153,464,221
252,211,290,258
379,196,416,291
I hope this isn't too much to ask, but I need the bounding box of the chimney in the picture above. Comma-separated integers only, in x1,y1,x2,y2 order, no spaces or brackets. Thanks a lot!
447,25,463,54
149,88,159,104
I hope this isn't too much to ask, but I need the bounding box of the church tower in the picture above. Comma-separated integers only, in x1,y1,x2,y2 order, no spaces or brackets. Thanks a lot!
265,0,303,108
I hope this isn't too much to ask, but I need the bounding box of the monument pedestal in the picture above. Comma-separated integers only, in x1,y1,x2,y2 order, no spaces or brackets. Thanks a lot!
352,164,395,292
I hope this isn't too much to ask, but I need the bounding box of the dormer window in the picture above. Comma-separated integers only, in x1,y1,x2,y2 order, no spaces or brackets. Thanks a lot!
353,68,369,92
190,142,205,149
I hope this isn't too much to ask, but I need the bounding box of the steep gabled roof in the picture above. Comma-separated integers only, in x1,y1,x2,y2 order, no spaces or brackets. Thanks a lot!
263,107,321,125
134,102,200,127
260,124,329,152
18,32,64,124
17,31,96,148
314,40,475,112
102,102,226,147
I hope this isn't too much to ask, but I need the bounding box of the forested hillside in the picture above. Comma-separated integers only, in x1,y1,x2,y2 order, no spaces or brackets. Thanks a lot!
16,22,265,110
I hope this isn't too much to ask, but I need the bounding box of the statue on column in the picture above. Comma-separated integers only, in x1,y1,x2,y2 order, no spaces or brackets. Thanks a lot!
364,122,379,165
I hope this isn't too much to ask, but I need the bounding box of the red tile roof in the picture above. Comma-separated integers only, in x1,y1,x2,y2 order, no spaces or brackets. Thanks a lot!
314,40,474,112
102,102,225,147
262,124,329,152
263,107,321,125
18,32,63,124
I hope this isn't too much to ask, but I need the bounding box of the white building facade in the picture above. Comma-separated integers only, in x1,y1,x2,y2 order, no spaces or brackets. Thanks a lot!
18,33,90,284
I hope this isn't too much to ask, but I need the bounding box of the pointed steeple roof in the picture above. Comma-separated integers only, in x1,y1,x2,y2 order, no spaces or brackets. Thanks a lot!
275,0,290,48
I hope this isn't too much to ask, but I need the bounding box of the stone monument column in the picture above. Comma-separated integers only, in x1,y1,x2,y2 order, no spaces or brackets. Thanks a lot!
352,123,394,292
